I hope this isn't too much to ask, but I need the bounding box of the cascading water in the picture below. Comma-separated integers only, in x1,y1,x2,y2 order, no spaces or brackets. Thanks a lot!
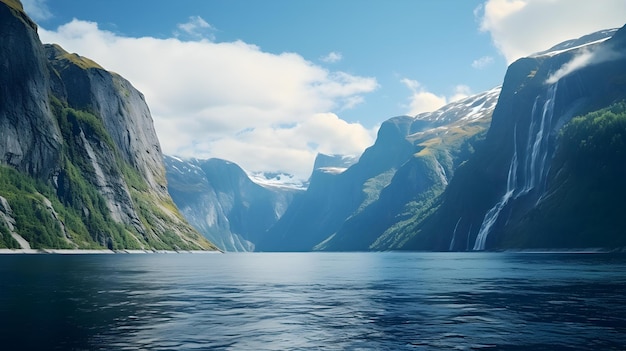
448,217,462,251
520,82,558,195
435,159,449,186
472,82,559,250
472,125,519,250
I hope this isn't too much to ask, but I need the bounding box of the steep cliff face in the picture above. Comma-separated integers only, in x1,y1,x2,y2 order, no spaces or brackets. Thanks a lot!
165,156,301,251
395,26,626,251
46,44,166,193
258,87,500,251
0,1,61,178
0,0,216,250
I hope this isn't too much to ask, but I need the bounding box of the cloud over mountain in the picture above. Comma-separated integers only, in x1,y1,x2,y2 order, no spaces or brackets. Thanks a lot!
39,20,378,180
477,0,626,63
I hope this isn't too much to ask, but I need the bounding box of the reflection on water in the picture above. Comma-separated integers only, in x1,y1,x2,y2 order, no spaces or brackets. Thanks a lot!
1,252,626,350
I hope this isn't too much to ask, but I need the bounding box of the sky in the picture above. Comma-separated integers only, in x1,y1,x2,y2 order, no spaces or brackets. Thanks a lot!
21,0,626,181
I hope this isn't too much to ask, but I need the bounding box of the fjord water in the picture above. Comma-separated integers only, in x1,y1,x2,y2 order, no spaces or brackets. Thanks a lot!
1,253,626,350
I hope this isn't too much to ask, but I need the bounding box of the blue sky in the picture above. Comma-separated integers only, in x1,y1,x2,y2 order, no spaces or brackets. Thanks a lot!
23,0,626,180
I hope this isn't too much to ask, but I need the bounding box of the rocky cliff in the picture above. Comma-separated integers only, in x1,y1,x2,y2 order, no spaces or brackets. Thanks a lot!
0,0,217,250
0,0,61,178
165,156,302,252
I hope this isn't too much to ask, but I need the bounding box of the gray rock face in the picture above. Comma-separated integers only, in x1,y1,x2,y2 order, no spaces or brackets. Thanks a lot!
0,2,61,178
76,124,143,232
46,44,166,195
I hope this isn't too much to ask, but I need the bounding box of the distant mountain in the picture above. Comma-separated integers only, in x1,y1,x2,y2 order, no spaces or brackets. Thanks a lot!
387,25,626,251
257,87,501,251
0,0,216,250
164,156,303,251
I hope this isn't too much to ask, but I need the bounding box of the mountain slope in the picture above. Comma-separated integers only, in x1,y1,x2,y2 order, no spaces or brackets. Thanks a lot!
0,0,217,250
165,156,301,251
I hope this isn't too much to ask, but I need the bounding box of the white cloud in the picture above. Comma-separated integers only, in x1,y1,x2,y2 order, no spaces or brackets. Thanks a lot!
450,85,472,102
546,46,623,84
175,113,377,179
401,79,472,115
22,0,52,21
477,0,626,63
321,51,343,63
176,16,216,40
39,20,378,180
471,55,494,69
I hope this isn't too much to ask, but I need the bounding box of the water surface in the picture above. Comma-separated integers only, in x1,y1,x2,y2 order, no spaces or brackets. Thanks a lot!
1,252,625,350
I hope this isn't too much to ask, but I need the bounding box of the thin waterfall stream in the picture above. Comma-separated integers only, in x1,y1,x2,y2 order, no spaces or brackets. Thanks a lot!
472,82,558,250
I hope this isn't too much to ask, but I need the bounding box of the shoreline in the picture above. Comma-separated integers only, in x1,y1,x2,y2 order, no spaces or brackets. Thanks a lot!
0,249,222,254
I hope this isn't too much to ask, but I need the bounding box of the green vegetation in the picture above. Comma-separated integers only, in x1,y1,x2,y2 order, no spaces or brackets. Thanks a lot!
0,139,144,249
0,95,204,250
1,0,23,11
1,0,37,31
371,186,443,250
0,165,85,249
0,220,20,249
358,170,396,213
501,101,626,248
368,119,490,250
47,44,104,70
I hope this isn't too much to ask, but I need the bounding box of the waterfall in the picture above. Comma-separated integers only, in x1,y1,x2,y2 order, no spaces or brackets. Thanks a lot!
448,217,462,251
473,125,519,251
519,82,558,196
472,82,559,250
466,224,472,251
435,159,449,186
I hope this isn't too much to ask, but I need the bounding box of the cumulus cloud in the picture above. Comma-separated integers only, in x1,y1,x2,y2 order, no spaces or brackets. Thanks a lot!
321,51,343,63
22,0,52,21
471,55,494,69
449,85,472,102
177,113,377,179
401,79,447,115
175,16,216,40
39,20,378,180
401,79,472,115
477,0,626,63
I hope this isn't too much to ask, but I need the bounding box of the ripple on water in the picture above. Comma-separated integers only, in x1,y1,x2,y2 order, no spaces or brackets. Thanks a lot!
1,253,626,350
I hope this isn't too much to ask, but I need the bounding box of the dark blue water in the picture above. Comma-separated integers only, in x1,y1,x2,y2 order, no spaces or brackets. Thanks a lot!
1,252,626,350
